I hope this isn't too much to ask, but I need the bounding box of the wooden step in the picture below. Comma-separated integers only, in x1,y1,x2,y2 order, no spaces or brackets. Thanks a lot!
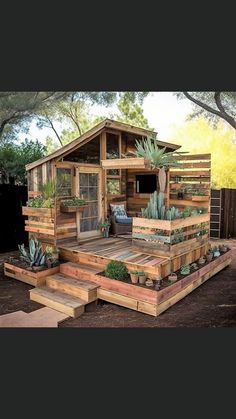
46,272,99,302
60,262,102,283
29,286,85,318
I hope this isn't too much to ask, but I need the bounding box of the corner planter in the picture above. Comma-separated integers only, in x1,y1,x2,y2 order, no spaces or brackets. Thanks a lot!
191,196,209,202
60,204,88,213
4,262,60,287
22,206,55,217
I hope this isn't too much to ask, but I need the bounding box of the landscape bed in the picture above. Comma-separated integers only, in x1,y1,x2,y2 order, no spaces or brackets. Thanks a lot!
60,250,232,316
4,260,60,287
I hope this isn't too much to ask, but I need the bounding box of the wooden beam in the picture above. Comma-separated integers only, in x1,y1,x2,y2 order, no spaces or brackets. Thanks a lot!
101,157,151,170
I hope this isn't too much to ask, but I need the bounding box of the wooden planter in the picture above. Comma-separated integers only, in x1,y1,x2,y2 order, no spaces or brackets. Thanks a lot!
191,196,209,202
132,213,210,257
60,204,88,213
4,262,60,287
22,206,55,217
22,206,55,237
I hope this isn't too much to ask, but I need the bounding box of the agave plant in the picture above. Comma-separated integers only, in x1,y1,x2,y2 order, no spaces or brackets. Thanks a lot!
133,137,182,169
18,237,46,267
133,137,182,192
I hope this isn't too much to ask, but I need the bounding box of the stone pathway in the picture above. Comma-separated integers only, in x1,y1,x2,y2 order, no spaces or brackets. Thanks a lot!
0,307,69,327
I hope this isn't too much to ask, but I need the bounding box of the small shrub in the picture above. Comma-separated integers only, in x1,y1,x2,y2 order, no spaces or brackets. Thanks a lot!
105,261,129,280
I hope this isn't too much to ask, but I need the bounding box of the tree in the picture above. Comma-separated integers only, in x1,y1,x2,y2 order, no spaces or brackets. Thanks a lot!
176,92,236,130
0,92,68,142
169,117,236,188
0,139,46,184
113,93,152,129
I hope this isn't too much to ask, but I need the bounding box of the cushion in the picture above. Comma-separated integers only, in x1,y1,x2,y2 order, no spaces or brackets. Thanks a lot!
110,203,127,217
115,216,132,225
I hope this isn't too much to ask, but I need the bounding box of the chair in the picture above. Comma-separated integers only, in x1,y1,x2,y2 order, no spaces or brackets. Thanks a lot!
109,201,133,236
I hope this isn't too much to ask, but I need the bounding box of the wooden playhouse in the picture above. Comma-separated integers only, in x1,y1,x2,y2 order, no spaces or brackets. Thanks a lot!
5,119,232,318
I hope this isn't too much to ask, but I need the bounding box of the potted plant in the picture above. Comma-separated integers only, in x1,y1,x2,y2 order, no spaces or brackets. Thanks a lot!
98,218,111,238
212,246,220,257
138,270,147,284
60,197,88,213
129,270,139,284
190,262,198,270
206,250,213,262
198,256,206,265
168,272,178,282
145,278,154,287
180,264,190,275
219,244,228,253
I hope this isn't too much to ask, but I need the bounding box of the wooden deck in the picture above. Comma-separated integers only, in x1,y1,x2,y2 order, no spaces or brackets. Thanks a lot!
58,237,170,279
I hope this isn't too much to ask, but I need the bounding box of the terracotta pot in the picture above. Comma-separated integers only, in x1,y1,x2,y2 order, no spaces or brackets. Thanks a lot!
130,273,139,284
145,279,154,287
206,253,213,262
139,275,146,284
168,273,178,283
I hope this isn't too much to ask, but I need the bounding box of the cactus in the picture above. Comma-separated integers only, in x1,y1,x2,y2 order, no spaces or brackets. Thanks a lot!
142,191,181,220
18,237,46,268
160,205,166,220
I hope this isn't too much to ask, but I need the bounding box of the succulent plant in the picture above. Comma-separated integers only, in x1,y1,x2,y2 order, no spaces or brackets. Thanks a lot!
180,264,191,275
18,237,46,267
190,262,198,270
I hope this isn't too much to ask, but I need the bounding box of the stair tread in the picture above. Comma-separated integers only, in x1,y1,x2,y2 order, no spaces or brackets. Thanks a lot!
47,272,99,290
30,286,86,308
61,261,102,274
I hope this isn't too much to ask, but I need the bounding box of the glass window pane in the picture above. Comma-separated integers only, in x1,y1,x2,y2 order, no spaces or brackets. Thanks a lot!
106,133,119,159
57,168,72,196
89,173,98,186
80,173,89,187
80,187,89,200
89,187,98,200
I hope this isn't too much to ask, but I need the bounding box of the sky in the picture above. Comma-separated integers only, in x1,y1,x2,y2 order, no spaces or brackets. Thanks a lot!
18,92,193,144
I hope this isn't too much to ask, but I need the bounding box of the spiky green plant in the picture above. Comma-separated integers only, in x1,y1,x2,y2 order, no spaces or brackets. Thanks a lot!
133,137,182,169
18,237,46,267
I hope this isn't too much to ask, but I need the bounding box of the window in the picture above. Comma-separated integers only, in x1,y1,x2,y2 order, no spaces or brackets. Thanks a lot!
136,174,157,193
107,179,121,195
57,168,72,196
64,135,100,164
106,132,120,176
37,167,43,190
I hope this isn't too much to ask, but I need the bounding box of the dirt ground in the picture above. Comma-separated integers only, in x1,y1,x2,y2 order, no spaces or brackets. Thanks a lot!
1,240,236,327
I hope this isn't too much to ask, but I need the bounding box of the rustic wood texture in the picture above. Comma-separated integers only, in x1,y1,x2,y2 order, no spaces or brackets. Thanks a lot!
46,272,99,302
4,263,60,286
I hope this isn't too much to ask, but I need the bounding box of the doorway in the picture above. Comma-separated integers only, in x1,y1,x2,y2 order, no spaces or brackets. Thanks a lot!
76,168,102,239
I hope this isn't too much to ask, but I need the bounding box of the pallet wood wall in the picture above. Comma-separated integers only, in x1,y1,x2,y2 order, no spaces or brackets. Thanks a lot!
169,154,211,210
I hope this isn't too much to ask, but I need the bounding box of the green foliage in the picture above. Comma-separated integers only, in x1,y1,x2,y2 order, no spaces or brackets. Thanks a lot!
142,191,180,220
62,197,87,207
18,237,46,267
170,117,236,188
113,92,151,129
180,264,190,275
182,207,192,218
0,92,68,142
40,180,58,200
133,137,182,169
97,218,111,229
129,270,140,275
192,190,208,196
27,196,45,208
105,260,129,281
0,139,46,184
198,207,208,214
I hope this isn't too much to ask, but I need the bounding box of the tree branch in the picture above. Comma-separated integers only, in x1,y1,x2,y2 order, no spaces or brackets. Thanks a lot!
46,117,63,146
183,92,236,129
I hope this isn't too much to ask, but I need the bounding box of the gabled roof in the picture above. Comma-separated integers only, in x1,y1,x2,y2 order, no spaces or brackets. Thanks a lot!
26,118,181,171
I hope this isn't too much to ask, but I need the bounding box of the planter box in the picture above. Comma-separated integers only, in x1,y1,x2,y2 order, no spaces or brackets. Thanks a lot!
22,206,55,217
4,262,60,287
191,196,209,202
22,206,55,236
132,213,210,257
60,204,88,213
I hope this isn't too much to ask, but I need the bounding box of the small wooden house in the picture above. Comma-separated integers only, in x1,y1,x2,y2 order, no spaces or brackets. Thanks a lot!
17,119,232,318
24,118,180,246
